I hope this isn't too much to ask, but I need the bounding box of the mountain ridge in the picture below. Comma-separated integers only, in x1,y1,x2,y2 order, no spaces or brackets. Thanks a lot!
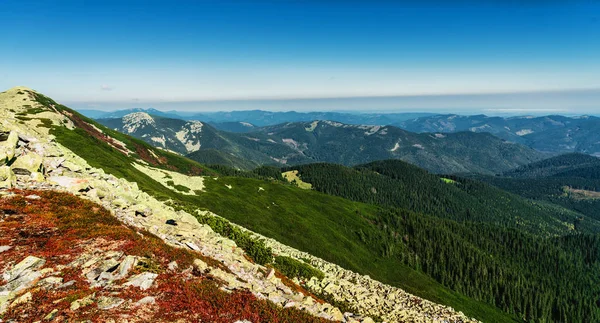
399,114,600,156
97,114,546,174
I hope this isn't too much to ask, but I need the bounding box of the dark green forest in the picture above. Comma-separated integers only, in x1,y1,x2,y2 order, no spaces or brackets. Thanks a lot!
470,153,600,222
291,160,600,235
290,160,600,322
368,208,600,322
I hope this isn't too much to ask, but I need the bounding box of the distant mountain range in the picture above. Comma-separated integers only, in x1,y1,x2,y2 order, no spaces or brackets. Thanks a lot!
85,109,600,156
398,114,600,156
81,108,435,129
97,113,544,174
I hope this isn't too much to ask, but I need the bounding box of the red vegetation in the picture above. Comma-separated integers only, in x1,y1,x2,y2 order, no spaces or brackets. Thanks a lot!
61,111,130,156
0,190,331,323
132,142,205,176
133,142,167,167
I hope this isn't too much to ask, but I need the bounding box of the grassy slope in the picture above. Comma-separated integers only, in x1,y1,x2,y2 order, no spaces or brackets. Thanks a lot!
34,95,515,321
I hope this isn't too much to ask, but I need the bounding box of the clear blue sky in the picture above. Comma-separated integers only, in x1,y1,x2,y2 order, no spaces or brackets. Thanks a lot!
1,0,599,114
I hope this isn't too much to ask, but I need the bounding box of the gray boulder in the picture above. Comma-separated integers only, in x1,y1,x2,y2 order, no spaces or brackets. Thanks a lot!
0,166,15,188
0,131,19,165
123,272,158,290
10,153,43,175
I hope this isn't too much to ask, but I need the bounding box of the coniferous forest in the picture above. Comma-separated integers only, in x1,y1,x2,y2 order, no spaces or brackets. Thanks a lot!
289,160,600,322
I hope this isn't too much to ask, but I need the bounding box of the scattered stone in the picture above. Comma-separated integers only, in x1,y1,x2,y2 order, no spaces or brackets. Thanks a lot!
57,280,76,289
37,276,63,289
2,131,19,162
10,152,43,175
134,296,156,307
185,241,200,251
2,256,46,282
10,291,32,307
25,194,42,200
0,246,12,253
44,308,59,321
165,219,178,226
167,261,178,271
70,293,95,311
86,257,121,285
61,160,82,172
131,203,152,217
124,272,158,290
193,259,208,272
115,255,138,280
97,296,124,310
0,166,16,188
266,268,275,280
111,198,129,208
29,172,45,182
48,176,89,193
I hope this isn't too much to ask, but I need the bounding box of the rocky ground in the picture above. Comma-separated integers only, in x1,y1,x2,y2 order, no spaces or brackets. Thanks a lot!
0,87,478,322
0,189,336,323
222,217,478,323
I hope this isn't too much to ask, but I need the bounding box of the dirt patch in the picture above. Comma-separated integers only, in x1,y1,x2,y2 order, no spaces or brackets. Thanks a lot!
282,170,312,190
564,186,600,200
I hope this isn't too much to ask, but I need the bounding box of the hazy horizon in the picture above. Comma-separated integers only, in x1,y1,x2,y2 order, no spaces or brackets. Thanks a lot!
65,88,600,116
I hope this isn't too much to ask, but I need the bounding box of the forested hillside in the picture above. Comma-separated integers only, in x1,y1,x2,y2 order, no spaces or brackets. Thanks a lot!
290,160,599,235
254,121,544,174
470,154,600,222
285,160,600,321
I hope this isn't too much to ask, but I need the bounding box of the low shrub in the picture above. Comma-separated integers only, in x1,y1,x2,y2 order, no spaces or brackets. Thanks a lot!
170,202,274,265
273,256,324,281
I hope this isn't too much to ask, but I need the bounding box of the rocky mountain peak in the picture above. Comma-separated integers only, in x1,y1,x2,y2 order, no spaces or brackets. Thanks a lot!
122,112,155,133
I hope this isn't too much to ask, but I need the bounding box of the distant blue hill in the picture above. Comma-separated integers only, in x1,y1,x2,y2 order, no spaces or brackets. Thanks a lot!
78,108,436,129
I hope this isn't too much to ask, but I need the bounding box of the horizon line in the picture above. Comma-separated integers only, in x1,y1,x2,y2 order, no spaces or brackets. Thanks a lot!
61,87,600,105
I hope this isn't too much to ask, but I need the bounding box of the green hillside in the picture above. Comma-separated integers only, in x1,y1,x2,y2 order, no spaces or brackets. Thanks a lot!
470,154,600,222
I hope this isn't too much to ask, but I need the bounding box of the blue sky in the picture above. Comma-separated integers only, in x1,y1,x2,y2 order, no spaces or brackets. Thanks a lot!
1,0,599,114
